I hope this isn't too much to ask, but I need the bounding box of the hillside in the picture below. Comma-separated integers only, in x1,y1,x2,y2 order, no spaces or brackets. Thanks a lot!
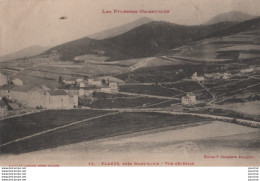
89,17,153,40
0,45,50,62
171,17,260,61
205,17,260,39
42,21,235,61
205,11,256,25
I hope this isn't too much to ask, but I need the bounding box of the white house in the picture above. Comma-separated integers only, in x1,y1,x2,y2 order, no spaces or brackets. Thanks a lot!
0,73,8,86
109,82,119,92
100,87,113,93
181,92,197,105
63,80,75,85
12,78,23,86
191,72,205,82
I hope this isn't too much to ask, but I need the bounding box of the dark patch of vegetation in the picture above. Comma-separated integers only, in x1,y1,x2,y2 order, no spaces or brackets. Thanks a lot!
119,84,183,97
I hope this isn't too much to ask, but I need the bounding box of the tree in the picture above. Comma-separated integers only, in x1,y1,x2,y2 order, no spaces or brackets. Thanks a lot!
58,76,63,83
101,79,106,85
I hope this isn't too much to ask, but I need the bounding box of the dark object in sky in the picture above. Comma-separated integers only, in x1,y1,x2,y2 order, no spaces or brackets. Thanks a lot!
59,16,67,20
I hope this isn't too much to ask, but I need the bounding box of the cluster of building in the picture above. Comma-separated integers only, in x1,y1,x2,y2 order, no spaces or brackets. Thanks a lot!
63,76,121,97
0,72,125,114
204,72,231,80
0,85,78,110
191,72,205,82
0,72,125,115
191,72,232,81
0,73,80,117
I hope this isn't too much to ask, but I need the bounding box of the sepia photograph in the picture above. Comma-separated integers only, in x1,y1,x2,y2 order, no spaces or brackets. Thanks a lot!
0,0,260,166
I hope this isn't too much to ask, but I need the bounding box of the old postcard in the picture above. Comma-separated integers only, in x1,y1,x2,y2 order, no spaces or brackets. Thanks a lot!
0,0,259,166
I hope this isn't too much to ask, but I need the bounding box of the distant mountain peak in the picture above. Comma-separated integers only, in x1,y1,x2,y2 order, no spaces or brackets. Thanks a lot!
136,16,153,22
205,11,256,24
0,45,50,62
89,17,153,40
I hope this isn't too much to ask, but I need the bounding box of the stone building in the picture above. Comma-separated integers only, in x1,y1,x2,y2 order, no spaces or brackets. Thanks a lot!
181,92,197,105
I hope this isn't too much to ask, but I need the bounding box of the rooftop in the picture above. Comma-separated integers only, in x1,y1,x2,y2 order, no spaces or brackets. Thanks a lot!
187,92,195,96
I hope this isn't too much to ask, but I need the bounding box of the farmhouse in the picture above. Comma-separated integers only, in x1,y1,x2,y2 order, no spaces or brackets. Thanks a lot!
45,90,78,109
12,78,23,86
181,92,197,105
63,79,75,85
0,73,8,86
191,72,205,82
0,98,8,117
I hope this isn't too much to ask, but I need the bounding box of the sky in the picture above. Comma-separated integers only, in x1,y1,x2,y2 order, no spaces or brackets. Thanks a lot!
0,0,260,56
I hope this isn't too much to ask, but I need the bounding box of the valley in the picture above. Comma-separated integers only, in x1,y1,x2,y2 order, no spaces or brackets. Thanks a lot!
0,11,260,165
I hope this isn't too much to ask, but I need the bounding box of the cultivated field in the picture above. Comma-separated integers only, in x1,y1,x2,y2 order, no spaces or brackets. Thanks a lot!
0,109,111,145
0,112,216,154
1,121,259,166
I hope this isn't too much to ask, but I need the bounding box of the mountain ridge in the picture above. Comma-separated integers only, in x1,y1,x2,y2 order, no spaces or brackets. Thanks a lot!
0,45,50,62
42,21,236,61
89,17,153,40
205,11,256,25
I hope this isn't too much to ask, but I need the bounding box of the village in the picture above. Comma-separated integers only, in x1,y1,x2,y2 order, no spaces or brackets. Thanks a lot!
0,72,122,118
0,62,259,119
